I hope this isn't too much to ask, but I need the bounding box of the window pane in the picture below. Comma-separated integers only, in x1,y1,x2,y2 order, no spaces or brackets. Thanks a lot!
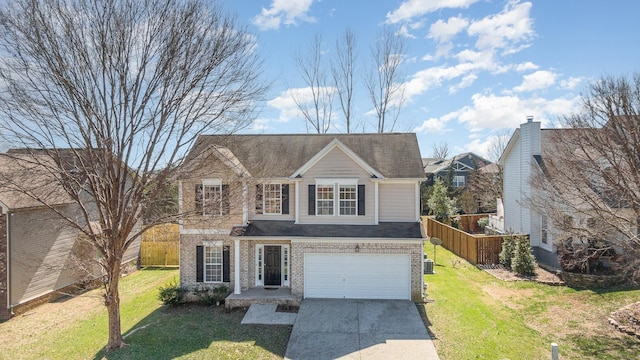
205,245,223,282
203,185,222,215
339,185,356,215
264,184,282,214
317,185,334,215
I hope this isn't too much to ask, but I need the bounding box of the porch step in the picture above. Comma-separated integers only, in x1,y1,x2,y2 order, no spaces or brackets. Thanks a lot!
225,287,302,309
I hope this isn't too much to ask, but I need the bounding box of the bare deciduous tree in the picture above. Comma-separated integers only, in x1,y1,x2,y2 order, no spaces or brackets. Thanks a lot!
0,0,266,350
431,141,450,160
529,73,640,281
292,35,335,133
331,28,357,133
366,27,407,133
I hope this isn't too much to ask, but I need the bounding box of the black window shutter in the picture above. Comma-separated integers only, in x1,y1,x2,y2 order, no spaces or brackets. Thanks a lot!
308,185,315,215
195,184,203,213
358,185,365,216
222,184,230,215
255,184,263,214
196,246,204,282
223,246,230,282
282,184,290,214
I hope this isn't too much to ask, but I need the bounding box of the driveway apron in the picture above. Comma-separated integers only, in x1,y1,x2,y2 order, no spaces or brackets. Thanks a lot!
285,299,440,360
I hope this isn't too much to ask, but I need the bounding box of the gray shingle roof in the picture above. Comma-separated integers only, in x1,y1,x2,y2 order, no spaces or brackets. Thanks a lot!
181,133,424,179
242,220,423,238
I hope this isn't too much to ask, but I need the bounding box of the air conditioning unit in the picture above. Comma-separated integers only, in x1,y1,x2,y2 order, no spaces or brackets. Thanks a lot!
424,259,435,274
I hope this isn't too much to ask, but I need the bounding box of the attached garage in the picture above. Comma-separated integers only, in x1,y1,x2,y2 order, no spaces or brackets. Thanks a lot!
304,253,411,300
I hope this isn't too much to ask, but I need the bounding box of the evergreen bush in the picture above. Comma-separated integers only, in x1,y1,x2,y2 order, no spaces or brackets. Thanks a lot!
512,235,537,276
499,234,516,269
157,281,186,307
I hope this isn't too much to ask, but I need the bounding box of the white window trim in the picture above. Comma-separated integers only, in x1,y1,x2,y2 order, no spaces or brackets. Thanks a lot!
263,183,283,215
315,179,359,217
202,179,223,216
254,244,290,287
203,240,223,283
452,175,466,187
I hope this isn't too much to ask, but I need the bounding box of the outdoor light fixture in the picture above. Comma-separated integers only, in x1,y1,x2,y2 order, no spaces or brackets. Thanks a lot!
355,244,360,253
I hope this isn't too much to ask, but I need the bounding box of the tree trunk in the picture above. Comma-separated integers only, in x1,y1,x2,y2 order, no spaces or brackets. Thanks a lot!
104,262,124,350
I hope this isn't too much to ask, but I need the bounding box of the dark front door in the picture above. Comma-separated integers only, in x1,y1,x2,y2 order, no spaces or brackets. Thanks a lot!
264,245,282,286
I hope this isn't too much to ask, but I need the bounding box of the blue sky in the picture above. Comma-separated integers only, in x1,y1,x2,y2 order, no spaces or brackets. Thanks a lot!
220,0,640,159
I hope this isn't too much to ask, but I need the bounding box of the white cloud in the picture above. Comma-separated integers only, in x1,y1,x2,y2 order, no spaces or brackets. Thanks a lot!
398,25,417,39
514,70,557,92
448,73,478,94
428,16,469,43
452,92,580,132
414,117,450,133
267,87,336,122
386,0,480,24
467,1,534,53
253,0,316,31
560,76,583,89
250,118,271,132
514,61,539,72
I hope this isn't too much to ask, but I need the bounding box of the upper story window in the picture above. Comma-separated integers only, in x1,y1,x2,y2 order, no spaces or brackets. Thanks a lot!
264,184,282,214
255,183,290,215
339,185,357,215
311,179,363,217
453,175,466,187
196,179,228,216
316,184,334,215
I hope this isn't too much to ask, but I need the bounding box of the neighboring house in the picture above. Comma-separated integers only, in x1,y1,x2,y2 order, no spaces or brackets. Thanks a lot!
0,151,140,320
177,133,426,304
422,152,492,188
496,118,559,266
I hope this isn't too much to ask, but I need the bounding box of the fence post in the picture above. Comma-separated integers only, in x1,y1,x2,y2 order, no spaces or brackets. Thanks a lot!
551,343,558,360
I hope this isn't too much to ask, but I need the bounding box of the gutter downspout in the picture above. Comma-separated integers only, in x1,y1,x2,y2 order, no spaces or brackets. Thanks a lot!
4,210,12,317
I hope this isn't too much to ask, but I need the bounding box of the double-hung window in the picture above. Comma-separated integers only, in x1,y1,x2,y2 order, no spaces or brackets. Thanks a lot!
315,179,359,216
453,175,466,187
339,185,357,215
204,244,223,282
264,184,282,214
316,184,334,215
202,179,222,216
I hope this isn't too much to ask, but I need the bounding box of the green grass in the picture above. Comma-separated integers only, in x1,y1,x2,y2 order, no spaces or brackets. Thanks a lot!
0,269,290,360
424,247,640,360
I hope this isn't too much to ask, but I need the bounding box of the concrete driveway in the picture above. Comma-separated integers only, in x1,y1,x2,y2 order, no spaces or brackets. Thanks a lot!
285,299,440,360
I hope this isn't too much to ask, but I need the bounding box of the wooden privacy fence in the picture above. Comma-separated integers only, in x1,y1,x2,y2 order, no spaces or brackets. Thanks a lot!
423,216,504,265
140,224,179,267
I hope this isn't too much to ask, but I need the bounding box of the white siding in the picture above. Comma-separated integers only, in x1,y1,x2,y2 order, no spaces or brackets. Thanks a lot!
298,147,375,224
378,183,416,222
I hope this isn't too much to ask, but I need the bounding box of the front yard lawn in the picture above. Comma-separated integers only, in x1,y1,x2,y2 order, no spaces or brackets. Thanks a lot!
0,269,290,360
424,247,640,359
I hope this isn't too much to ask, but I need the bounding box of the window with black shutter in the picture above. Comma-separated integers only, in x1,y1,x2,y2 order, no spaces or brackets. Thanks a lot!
195,184,203,214
308,184,315,215
358,184,365,215
255,184,263,214
196,246,204,282
282,184,290,214
221,184,229,215
223,246,230,282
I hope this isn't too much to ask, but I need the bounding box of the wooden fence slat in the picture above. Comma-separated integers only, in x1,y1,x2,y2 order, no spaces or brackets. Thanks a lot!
423,217,512,265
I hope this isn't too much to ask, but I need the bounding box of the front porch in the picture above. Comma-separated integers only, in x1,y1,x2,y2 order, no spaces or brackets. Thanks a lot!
225,287,301,309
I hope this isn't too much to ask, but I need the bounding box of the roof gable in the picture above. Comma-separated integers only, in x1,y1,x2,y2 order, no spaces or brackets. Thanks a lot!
291,138,384,179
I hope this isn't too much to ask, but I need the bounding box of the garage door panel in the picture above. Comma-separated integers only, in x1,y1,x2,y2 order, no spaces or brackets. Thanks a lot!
304,253,410,300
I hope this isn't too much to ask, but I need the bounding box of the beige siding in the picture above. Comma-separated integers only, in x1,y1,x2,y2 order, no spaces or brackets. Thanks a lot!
299,147,375,224
378,183,416,222
9,206,85,305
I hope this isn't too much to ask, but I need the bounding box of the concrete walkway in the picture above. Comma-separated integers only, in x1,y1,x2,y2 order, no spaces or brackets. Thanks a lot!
241,303,297,325
285,299,440,360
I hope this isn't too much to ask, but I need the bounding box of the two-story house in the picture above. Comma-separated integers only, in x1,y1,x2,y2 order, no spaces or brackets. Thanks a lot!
177,133,426,304
423,152,491,188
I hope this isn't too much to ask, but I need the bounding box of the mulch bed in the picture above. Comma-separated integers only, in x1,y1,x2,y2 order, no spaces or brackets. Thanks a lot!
609,302,640,339
477,264,565,286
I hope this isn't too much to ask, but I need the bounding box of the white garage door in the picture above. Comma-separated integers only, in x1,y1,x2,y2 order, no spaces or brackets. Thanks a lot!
304,253,411,300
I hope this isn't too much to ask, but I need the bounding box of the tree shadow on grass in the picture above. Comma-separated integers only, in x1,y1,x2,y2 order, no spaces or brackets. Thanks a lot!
567,333,640,360
93,304,291,360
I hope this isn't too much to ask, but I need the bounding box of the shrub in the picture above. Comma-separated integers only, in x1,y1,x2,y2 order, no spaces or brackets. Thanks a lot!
427,179,457,223
499,235,516,269
158,281,186,307
477,217,489,231
192,284,229,305
512,235,537,276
